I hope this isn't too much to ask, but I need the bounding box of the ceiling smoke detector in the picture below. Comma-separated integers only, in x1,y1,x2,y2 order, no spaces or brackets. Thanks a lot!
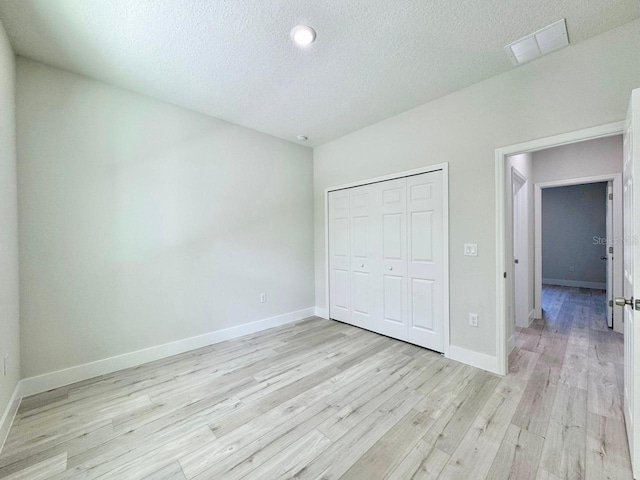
291,25,316,46
297,135,308,141
505,19,569,66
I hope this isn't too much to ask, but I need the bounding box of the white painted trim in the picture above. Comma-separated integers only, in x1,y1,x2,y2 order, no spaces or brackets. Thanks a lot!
534,173,622,329
508,335,516,355
528,309,536,327
315,306,328,319
0,382,22,455
323,163,450,357
448,345,500,375
496,121,625,377
542,278,607,290
19,307,315,398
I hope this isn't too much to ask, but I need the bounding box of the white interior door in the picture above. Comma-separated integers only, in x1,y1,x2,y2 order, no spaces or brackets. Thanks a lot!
377,178,408,340
606,181,614,328
621,88,640,480
407,171,444,351
328,190,351,323
512,169,528,329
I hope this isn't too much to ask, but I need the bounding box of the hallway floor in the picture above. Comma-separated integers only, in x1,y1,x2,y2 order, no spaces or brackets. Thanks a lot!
511,285,631,479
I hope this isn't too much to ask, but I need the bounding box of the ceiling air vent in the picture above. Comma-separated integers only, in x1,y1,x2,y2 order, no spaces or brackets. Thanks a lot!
505,19,569,66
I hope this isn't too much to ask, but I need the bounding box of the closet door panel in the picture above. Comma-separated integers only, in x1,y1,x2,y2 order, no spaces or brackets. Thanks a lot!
407,171,444,352
349,184,378,329
328,190,351,323
378,178,408,340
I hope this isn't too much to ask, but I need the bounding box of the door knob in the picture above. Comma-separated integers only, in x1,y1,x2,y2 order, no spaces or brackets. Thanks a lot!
361,264,364,268
514,259,519,264
615,297,633,306
389,267,393,271
601,256,608,260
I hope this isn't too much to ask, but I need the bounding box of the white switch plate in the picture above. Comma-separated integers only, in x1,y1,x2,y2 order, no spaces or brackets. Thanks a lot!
464,244,478,256
260,293,267,303
469,314,478,327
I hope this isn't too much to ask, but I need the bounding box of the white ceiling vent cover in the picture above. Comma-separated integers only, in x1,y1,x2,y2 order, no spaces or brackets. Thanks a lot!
505,19,569,65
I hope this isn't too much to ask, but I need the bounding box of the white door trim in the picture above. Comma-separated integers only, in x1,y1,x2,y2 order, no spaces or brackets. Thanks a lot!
324,163,450,357
533,173,623,328
495,122,624,375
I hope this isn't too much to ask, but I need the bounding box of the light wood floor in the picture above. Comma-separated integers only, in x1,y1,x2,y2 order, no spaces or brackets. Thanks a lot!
0,286,632,479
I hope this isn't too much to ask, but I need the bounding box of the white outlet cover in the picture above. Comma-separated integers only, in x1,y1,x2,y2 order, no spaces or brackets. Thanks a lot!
469,314,478,327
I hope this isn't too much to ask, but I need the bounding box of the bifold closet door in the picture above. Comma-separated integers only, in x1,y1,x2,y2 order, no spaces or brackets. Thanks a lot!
328,169,445,353
407,171,444,352
378,178,409,340
328,189,350,323
348,184,379,330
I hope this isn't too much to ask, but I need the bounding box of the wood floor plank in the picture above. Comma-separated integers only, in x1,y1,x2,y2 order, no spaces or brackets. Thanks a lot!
384,439,449,480
3,453,67,480
485,424,545,480
585,413,633,480
539,384,587,480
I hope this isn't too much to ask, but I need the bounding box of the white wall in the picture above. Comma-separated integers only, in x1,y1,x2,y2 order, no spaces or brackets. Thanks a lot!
17,58,314,378
533,135,623,183
313,19,640,358
0,19,19,422
541,183,608,287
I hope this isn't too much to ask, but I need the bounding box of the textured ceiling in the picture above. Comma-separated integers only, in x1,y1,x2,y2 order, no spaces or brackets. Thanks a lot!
0,0,638,146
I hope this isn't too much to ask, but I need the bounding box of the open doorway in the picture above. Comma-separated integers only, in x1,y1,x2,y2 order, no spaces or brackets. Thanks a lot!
503,135,624,353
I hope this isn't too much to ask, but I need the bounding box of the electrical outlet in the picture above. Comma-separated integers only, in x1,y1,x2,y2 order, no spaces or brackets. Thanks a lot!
469,313,478,327
260,293,267,303
3,354,8,376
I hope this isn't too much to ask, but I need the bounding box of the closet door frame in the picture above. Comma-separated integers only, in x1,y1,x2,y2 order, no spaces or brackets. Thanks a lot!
324,163,450,358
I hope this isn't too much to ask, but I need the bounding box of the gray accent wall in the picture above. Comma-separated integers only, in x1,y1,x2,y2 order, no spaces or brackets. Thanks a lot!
542,183,607,287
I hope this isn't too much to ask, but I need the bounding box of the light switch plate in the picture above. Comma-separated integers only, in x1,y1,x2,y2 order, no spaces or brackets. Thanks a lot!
464,244,478,256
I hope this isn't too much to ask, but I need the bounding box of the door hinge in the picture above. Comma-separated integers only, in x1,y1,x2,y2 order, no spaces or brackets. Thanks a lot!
503,272,507,279
609,193,613,200
609,300,613,307
609,246,614,254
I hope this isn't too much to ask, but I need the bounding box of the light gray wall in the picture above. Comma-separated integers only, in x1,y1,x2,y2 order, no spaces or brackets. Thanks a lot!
533,135,623,184
542,183,607,286
17,58,315,378
0,19,19,419
313,19,640,357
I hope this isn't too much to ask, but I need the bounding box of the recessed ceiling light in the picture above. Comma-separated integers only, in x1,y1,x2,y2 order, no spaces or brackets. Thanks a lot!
297,135,308,141
291,25,316,46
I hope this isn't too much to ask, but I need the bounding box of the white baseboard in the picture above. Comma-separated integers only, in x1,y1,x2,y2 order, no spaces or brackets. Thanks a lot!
0,382,22,455
542,278,606,290
19,307,315,398
508,335,516,354
447,345,501,375
315,306,329,319
528,309,536,326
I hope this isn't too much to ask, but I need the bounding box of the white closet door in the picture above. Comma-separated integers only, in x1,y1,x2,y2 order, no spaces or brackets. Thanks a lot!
349,184,378,330
377,178,409,340
407,171,444,351
328,190,351,323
